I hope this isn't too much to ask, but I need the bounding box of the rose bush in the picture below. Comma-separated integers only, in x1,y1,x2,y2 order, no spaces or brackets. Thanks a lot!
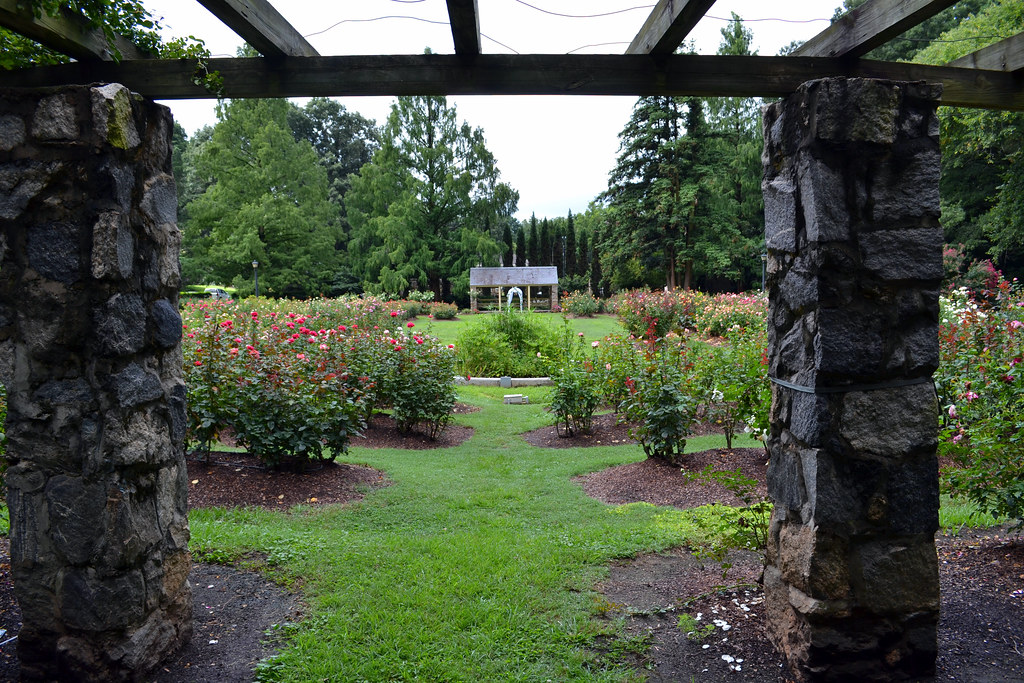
692,324,770,449
620,338,699,466
937,274,1024,527
182,298,458,467
547,323,601,436
561,291,600,318
692,292,767,338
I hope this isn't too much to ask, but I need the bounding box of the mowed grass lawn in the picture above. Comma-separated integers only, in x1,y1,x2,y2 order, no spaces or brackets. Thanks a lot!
189,385,759,682
419,313,622,348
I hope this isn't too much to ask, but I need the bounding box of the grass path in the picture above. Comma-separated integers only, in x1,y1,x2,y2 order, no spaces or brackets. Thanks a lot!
189,386,757,681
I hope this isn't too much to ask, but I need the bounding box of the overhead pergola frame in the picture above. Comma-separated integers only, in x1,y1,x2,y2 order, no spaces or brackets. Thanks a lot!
0,0,1021,110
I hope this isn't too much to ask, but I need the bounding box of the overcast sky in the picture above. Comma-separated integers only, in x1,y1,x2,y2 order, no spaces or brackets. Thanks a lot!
144,0,840,220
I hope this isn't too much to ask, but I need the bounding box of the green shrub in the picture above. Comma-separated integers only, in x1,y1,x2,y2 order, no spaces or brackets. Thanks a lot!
561,291,599,317
429,302,458,320
455,310,560,377
407,290,435,303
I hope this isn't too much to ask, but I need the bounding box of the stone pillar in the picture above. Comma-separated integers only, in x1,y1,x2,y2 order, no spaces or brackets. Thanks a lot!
550,286,558,312
0,85,191,681
762,78,942,681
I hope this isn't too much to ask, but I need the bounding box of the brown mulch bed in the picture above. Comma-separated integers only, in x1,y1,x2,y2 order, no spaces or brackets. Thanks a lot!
581,454,1024,682
575,447,768,509
522,411,724,449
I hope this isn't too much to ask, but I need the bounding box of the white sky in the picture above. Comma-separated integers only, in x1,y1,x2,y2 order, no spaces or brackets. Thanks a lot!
143,0,840,220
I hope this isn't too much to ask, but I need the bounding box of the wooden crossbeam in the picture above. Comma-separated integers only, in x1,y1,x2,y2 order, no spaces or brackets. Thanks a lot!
197,0,317,58
626,0,716,55
0,0,149,61
793,0,958,59
948,32,1024,72
446,0,481,57
2,54,1022,111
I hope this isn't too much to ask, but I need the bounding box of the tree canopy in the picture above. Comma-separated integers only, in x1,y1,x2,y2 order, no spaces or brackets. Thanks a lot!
181,97,342,297
345,94,518,300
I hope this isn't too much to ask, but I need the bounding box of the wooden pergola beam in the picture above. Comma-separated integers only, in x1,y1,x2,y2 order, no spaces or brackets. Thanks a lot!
626,0,716,55
948,32,1024,72
0,0,149,61
446,0,481,57
2,54,1022,111
793,0,958,59
196,0,317,58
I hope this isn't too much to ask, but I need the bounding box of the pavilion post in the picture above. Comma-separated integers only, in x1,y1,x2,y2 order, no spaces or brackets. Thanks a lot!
762,78,942,681
0,85,192,681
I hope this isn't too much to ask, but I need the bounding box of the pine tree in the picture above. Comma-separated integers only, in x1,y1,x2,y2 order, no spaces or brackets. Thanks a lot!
502,223,514,266
515,226,526,267
540,218,552,266
577,228,589,281
528,214,540,266
565,210,577,277
590,221,604,296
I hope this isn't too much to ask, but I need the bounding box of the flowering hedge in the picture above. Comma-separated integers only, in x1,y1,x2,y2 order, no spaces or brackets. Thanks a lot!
692,293,767,338
182,298,458,467
611,288,768,340
937,276,1024,526
569,311,769,460
612,289,695,338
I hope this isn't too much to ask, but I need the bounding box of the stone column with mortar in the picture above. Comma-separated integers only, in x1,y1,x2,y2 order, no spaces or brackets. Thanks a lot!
762,78,942,681
0,85,191,681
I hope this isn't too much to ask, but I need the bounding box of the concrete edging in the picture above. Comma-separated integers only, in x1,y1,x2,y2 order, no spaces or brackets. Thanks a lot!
455,376,553,387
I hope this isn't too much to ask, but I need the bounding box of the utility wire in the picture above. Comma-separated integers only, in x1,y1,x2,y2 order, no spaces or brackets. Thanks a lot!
304,15,450,39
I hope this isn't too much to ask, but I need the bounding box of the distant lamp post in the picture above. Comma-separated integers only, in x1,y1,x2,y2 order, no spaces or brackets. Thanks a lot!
760,253,768,291
252,260,259,297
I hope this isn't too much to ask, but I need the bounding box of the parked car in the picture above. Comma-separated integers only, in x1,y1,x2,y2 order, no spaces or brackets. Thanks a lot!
204,287,232,300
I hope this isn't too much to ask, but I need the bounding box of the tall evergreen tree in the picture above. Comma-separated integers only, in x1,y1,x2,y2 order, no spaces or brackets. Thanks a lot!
706,14,765,289
577,227,589,282
591,220,604,296
540,218,553,267
565,211,577,277
515,226,526,267
502,223,515,266
528,213,540,266
601,94,745,290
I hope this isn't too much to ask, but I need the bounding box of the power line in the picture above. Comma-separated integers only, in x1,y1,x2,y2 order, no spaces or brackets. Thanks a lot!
567,41,630,54
511,1,655,19
304,14,450,39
